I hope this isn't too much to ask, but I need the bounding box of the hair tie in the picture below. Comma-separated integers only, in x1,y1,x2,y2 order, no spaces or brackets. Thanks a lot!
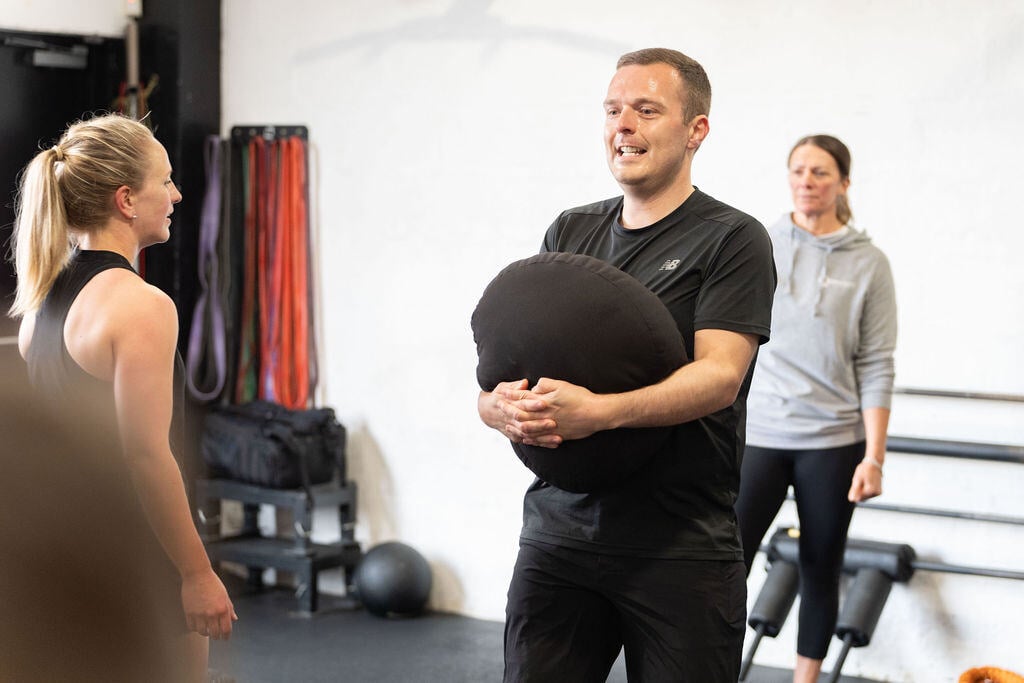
52,145,65,162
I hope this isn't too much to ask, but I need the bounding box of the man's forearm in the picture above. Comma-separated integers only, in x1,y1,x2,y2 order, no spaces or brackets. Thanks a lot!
607,358,745,429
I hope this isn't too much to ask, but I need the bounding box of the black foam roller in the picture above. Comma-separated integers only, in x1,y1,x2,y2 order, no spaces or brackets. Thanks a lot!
842,540,916,582
769,527,916,582
748,559,799,637
835,568,893,647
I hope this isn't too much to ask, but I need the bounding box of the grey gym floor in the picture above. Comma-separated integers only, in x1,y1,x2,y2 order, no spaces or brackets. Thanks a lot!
209,576,880,683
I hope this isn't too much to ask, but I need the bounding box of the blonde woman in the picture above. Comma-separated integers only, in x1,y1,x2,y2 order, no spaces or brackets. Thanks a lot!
9,114,236,681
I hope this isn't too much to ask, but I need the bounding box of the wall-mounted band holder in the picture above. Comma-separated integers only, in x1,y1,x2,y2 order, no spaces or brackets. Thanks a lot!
231,125,308,141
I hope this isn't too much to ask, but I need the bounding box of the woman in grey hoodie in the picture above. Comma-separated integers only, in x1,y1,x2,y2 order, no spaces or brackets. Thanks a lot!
736,134,897,683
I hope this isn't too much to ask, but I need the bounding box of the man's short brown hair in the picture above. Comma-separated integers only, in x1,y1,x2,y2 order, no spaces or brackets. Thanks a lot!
616,48,711,123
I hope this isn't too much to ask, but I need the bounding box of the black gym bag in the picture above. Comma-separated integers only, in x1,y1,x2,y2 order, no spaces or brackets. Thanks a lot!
200,400,347,490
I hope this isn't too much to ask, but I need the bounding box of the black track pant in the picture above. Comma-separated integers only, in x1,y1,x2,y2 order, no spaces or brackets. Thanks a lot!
734,442,864,659
504,540,746,682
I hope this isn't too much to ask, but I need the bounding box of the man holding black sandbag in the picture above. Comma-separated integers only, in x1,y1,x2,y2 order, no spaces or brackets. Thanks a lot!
476,48,776,681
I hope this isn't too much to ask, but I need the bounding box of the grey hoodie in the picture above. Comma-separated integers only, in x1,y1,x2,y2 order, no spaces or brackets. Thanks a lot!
746,214,897,449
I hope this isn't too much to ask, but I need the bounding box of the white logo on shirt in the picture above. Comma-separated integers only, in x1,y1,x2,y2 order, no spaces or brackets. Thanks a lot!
659,259,681,271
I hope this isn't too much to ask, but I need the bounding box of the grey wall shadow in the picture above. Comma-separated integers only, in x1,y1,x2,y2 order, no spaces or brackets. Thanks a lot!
345,421,397,544
427,557,467,614
319,422,466,612
293,0,629,65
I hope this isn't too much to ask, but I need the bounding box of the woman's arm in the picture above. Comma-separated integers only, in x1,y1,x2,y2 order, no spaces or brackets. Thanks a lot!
848,255,897,503
848,406,889,502
112,283,236,639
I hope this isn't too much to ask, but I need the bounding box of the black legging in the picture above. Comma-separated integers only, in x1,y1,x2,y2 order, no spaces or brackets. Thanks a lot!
735,442,864,659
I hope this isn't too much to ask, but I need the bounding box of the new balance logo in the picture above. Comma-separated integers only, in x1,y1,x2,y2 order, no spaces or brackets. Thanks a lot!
659,259,681,271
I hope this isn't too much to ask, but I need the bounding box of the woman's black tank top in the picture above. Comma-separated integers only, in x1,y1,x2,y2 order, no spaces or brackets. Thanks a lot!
25,249,186,464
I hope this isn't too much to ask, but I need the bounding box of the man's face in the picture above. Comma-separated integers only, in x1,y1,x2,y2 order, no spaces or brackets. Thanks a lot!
604,63,691,195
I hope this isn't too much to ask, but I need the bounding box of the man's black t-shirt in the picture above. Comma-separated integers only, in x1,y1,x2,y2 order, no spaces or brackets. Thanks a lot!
520,189,776,560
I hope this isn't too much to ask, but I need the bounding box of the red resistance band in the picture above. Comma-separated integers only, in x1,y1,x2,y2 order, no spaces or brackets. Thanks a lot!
235,135,312,409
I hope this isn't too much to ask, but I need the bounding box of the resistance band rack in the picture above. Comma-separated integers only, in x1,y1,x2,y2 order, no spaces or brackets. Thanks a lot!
195,124,354,613
186,123,316,406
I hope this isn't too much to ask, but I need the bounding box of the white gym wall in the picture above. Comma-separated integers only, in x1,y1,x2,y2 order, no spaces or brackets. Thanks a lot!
7,1,1023,680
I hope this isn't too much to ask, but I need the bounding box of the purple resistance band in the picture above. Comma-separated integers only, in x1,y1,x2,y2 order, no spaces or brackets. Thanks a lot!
186,135,227,402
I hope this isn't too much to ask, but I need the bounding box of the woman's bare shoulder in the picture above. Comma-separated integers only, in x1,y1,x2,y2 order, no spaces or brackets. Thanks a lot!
65,269,178,379
80,267,177,325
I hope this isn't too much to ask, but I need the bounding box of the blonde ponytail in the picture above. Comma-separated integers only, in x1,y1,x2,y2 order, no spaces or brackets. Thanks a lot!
9,148,74,317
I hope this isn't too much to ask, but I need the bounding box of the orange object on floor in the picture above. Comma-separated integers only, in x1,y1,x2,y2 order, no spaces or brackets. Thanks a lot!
959,667,1024,683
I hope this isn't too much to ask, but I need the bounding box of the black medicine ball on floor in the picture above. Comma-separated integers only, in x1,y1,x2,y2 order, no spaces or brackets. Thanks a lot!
354,542,432,618
471,252,688,493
